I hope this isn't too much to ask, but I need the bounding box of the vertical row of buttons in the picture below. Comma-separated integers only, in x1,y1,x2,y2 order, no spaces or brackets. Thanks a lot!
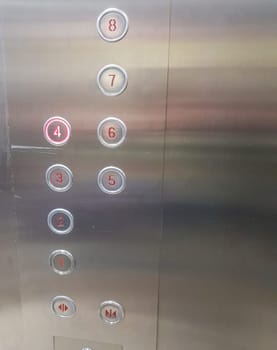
40,8,129,325
95,8,128,326
96,8,128,196
43,116,76,317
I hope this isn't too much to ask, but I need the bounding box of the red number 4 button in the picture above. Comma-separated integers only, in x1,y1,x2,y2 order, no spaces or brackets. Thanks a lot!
43,116,71,146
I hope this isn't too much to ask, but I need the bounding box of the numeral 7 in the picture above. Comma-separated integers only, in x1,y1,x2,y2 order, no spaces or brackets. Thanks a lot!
108,74,116,87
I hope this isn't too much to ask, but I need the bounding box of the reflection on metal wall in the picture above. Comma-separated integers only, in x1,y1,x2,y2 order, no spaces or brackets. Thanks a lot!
158,1,277,350
0,1,276,350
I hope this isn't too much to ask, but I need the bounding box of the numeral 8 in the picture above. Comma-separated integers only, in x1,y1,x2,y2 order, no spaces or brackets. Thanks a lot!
108,18,117,32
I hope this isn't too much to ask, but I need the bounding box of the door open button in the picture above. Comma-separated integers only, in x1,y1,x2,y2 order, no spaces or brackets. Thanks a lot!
51,296,76,318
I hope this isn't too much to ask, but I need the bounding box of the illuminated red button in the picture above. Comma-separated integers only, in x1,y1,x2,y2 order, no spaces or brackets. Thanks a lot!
43,116,71,146
45,164,73,192
99,301,124,325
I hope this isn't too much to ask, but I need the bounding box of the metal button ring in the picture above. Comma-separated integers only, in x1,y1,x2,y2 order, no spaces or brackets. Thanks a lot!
97,117,127,148
99,300,124,325
49,249,75,275
97,8,129,42
47,208,74,235
51,296,76,318
43,116,71,146
97,166,126,195
97,64,128,97
45,164,73,192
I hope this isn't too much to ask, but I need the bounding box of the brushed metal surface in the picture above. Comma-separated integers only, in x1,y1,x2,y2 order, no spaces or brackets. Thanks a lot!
1,1,170,349
158,1,277,350
0,39,22,350
54,336,123,350
1,1,277,349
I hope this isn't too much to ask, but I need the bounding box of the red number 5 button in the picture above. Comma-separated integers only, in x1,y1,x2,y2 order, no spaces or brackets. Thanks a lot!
97,117,127,148
97,166,126,195
43,116,71,146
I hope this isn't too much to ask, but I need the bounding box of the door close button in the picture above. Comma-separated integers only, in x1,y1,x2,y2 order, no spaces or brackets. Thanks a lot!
99,300,124,325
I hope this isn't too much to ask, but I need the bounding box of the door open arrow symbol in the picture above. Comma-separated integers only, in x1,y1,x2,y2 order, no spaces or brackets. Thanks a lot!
58,303,68,312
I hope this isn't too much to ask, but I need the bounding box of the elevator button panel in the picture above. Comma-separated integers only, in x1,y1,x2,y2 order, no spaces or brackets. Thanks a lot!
45,164,73,192
97,8,129,42
97,64,128,96
51,296,76,318
47,208,74,235
99,301,124,325
43,116,71,146
97,117,127,148
8,1,169,348
97,166,126,194
49,250,75,275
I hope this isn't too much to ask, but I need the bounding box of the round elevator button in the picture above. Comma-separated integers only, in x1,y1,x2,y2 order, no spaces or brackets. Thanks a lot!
45,164,73,192
43,116,71,146
51,296,76,318
97,166,126,195
97,8,129,42
97,64,128,96
47,208,74,235
99,300,124,325
49,250,75,275
97,117,127,148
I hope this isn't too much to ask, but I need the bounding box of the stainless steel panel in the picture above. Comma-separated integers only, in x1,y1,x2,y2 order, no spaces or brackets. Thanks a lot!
1,1,170,349
0,39,22,350
54,336,122,350
158,1,277,350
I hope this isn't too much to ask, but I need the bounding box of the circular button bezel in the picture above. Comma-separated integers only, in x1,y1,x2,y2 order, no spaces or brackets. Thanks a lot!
97,166,126,195
97,64,128,97
99,300,125,325
97,117,127,148
49,249,75,276
45,164,73,192
51,295,76,318
96,8,129,43
43,116,71,147
47,208,74,235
